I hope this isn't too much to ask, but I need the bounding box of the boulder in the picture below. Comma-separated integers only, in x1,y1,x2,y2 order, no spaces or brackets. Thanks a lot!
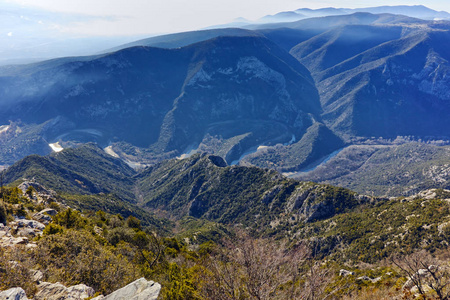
35,282,94,300
17,228,38,238
12,237,28,245
38,208,58,216
66,284,95,299
32,213,53,225
339,269,355,277
15,219,46,231
97,278,161,300
30,269,44,283
0,287,28,300
9,218,45,238
33,208,58,225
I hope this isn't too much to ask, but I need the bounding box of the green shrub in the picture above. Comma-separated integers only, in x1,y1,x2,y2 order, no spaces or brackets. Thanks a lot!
126,216,141,230
35,229,139,294
0,202,6,225
53,208,87,229
43,223,64,235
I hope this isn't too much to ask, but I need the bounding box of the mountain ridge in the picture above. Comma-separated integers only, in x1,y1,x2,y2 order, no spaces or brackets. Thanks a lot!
3,144,364,226
0,35,332,171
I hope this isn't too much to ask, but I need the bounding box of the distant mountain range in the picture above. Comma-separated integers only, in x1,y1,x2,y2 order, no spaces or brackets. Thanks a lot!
291,22,450,139
0,35,331,169
1,8,450,197
1,5,448,65
257,5,450,24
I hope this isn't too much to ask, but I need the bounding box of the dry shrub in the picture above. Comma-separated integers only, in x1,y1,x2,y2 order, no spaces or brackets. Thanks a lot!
33,229,140,294
0,247,37,297
199,230,332,300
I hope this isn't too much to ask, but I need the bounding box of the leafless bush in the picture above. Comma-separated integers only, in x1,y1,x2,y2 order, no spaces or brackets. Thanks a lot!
199,231,331,300
392,250,450,300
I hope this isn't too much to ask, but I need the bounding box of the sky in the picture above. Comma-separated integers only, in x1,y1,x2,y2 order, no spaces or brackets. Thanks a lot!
3,0,450,36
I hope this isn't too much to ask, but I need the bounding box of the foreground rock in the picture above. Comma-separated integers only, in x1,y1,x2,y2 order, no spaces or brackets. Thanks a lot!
0,287,28,300
34,282,94,300
0,217,45,248
92,278,161,300
11,219,46,237
0,278,161,300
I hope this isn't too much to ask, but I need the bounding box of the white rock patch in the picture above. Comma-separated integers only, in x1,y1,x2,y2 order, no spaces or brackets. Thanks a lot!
0,125,10,134
104,146,120,158
49,142,64,152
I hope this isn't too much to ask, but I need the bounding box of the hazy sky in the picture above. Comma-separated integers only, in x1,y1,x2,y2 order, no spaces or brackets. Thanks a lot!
3,0,450,36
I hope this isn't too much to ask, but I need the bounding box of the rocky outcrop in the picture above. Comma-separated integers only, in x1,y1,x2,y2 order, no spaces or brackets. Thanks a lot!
286,183,360,222
11,219,46,237
339,269,355,277
0,279,161,300
30,269,44,283
0,217,46,247
0,199,53,245
33,208,57,225
357,275,382,283
34,282,94,300
261,185,283,205
402,266,437,290
0,222,34,248
92,278,161,300
0,287,28,300
18,181,57,202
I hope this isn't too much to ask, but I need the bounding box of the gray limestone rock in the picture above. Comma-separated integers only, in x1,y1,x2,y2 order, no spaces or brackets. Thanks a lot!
14,219,46,231
357,275,371,281
30,269,44,283
17,228,37,238
32,209,57,225
0,287,28,300
339,269,355,277
12,237,28,245
39,208,58,216
357,275,382,283
99,278,161,300
35,282,94,300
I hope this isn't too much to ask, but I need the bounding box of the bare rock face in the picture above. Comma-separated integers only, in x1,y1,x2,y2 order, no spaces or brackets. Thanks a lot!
0,217,46,248
34,282,94,300
30,269,44,283
7,218,46,239
92,278,161,300
17,181,57,202
0,287,28,300
38,208,58,216
33,208,57,225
